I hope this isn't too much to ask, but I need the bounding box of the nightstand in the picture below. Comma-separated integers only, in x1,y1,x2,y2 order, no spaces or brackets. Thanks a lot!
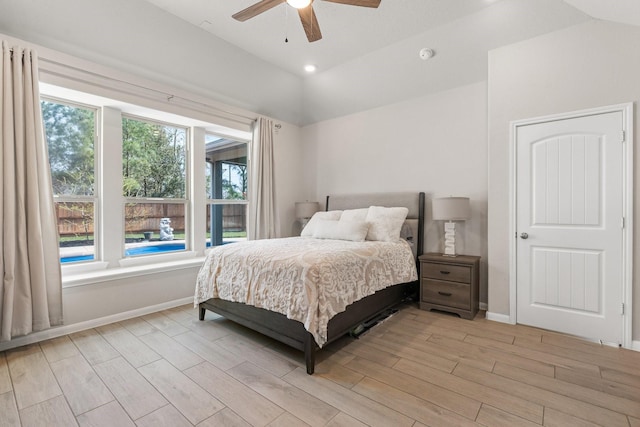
418,253,480,320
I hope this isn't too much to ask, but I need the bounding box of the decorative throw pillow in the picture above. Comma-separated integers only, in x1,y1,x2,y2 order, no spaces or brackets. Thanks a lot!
300,210,342,237
365,206,409,242
312,219,369,242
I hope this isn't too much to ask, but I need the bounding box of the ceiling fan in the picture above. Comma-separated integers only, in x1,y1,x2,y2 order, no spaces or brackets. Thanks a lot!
232,0,381,43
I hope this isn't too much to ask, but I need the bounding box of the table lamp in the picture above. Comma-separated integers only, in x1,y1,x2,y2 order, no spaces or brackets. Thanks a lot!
295,201,319,228
432,197,470,256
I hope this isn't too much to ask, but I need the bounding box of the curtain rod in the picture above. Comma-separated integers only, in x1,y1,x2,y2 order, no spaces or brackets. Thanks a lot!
38,57,257,124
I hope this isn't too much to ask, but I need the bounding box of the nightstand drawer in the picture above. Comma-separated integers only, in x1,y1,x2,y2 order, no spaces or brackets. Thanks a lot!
422,280,470,309
422,263,471,283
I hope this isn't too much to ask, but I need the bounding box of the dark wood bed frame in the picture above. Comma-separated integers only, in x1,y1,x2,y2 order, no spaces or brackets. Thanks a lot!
199,192,425,374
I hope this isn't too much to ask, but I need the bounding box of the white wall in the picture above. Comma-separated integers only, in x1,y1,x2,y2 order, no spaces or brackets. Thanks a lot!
487,20,640,341
272,122,307,237
62,268,198,325
302,82,489,303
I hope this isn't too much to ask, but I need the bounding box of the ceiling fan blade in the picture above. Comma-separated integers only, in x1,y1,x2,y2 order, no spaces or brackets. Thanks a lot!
298,5,322,42
233,0,286,22
322,0,380,7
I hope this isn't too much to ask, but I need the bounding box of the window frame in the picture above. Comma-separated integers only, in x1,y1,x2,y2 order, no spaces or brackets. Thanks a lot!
39,83,253,284
121,114,191,259
204,134,249,250
42,96,102,265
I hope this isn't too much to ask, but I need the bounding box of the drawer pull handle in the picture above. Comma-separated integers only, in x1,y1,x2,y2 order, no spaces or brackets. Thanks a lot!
438,291,452,297
440,270,450,275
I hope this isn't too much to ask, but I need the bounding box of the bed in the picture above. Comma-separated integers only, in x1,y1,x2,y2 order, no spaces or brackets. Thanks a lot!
196,192,425,374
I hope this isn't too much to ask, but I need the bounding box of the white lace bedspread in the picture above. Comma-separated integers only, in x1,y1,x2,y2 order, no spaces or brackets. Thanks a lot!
194,237,417,347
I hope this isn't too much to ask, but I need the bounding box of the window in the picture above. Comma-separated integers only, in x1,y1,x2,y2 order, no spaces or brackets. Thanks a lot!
42,99,98,263
40,81,252,274
205,135,248,247
122,117,188,257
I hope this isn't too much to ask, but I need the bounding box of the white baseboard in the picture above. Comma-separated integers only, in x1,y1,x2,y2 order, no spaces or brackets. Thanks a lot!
632,340,640,351
485,311,513,324
0,297,193,352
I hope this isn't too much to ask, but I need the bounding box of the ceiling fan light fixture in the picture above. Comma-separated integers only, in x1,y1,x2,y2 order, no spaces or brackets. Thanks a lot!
287,0,312,9
233,0,379,43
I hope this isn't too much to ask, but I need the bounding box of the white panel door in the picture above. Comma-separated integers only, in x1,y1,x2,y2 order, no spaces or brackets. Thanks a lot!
516,111,623,344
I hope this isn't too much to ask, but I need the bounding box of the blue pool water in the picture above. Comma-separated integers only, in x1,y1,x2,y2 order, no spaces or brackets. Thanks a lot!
127,243,185,255
60,242,187,263
60,254,95,263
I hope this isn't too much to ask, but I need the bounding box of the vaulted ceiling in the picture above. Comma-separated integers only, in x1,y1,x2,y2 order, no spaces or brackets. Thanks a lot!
142,0,637,79
142,0,506,76
138,0,608,124
1,0,636,125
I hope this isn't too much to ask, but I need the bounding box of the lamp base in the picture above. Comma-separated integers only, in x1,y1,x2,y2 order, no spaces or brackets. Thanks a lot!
443,221,457,257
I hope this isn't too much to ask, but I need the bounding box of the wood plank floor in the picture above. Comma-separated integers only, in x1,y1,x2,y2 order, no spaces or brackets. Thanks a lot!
1,303,639,426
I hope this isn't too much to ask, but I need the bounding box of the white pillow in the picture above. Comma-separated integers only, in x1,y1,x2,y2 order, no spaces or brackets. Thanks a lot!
340,208,369,222
365,206,409,242
312,219,369,242
301,210,342,236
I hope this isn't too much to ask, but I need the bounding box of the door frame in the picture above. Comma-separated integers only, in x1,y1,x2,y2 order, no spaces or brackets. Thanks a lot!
509,103,634,348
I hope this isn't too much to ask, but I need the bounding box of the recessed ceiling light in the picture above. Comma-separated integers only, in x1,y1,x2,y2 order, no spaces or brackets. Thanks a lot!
304,64,317,73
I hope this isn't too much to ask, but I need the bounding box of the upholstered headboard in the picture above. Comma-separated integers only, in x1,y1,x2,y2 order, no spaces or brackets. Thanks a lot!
325,192,425,261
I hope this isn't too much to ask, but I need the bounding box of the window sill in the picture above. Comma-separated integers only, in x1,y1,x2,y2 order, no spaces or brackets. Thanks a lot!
118,250,198,268
62,254,206,288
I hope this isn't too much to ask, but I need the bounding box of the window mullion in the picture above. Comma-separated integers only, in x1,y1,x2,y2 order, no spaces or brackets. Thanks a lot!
191,127,207,255
101,107,125,266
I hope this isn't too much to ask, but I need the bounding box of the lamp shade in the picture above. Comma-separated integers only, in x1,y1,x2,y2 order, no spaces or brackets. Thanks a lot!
295,201,319,219
432,197,471,221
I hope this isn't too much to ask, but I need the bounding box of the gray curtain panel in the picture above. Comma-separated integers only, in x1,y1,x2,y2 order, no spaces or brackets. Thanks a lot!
1,41,63,341
248,117,279,240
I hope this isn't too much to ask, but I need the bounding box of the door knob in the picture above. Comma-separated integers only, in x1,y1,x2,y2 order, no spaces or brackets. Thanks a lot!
520,232,529,239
